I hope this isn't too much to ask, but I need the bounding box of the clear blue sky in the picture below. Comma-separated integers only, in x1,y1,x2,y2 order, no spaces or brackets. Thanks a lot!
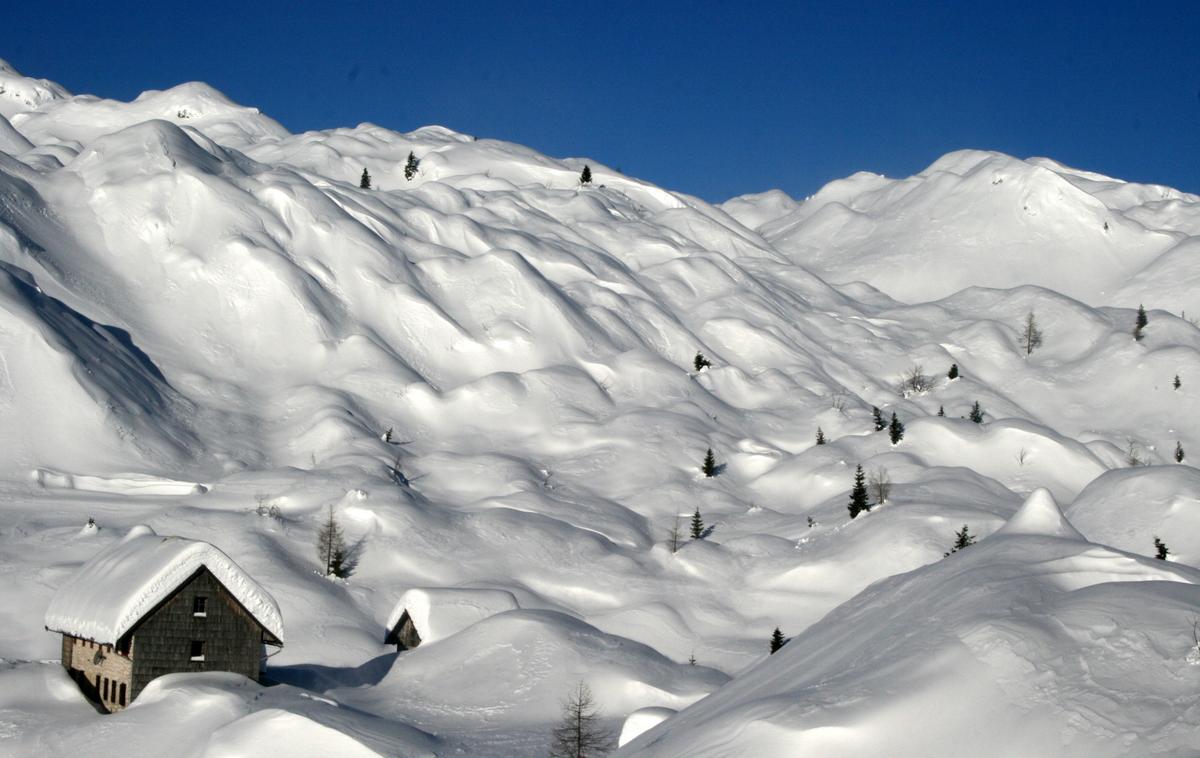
5,1,1198,201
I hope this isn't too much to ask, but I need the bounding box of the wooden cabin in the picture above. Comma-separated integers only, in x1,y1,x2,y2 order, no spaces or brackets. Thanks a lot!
44,526,283,712
385,587,519,651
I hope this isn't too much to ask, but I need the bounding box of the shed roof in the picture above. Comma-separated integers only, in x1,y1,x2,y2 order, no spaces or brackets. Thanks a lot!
44,525,284,644
386,587,518,644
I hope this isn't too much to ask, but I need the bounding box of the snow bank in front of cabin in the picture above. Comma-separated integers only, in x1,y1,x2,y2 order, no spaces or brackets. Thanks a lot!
43,526,284,644
384,587,519,644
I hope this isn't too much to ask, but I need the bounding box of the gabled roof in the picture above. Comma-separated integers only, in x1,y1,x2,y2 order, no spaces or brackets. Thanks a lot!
386,587,518,644
44,525,284,644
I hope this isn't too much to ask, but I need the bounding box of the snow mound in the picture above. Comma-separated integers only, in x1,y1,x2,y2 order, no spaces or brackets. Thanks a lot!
44,526,283,644
1067,466,1200,565
0,59,70,118
619,532,1200,757
994,487,1085,540
619,706,677,747
384,587,519,644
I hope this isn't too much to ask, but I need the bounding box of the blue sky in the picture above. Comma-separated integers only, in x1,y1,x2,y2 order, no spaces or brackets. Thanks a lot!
5,1,1198,201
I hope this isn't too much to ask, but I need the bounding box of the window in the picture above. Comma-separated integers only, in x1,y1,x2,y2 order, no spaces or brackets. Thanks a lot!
189,640,205,661
102,677,109,700
94,674,100,692
193,596,208,616
118,683,127,706
116,636,131,656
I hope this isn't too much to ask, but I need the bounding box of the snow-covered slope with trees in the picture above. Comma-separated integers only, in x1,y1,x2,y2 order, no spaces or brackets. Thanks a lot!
0,60,1198,756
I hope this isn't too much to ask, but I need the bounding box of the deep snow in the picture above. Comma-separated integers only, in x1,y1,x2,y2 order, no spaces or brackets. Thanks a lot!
0,59,1198,756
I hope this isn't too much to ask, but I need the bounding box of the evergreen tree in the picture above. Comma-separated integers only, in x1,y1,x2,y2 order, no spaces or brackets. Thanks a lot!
888,412,905,444
404,151,419,180
1134,304,1148,341
1018,311,1043,356
702,448,717,478
1174,374,1182,390
549,682,612,758
947,363,959,380
937,405,945,417
847,464,870,519
580,165,593,184
690,507,705,539
1176,441,1185,463
359,168,371,189
872,406,886,431
693,351,711,371
968,401,984,423
1154,537,1169,560
769,627,787,654
944,524,976,556
316,505,347,577
815,427,826,445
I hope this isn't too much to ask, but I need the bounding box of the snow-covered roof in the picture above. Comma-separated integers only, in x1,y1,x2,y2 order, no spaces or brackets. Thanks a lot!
44,525,283,644
386,588,518,644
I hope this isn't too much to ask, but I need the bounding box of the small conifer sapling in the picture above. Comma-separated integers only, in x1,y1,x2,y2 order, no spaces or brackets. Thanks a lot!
937,405,945,417
690,507,705,540
968,401,984,423
1176,442,1186,463
580,165,592,184
1154,537,1169,560
702,448,717,477
769,627,787,654
815,427,826,445
888,412,905,444
404,151,419,180
872,406,885,431
359,168,371,189
1134,304,1148,341
847,464,871,519
1174,375,1182,390
947,363,959,380
944,524,976,556
693,351,711,371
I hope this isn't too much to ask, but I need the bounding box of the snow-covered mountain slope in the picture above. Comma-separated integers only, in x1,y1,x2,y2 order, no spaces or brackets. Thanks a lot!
741,150,1200,311
0,60,1198,756
619,491,1200,757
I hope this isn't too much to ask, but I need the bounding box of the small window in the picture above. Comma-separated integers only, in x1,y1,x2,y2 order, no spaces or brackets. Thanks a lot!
118,683,127,706
94,674,100,692
189,640,205,661
102,677,109,700
193,596,208,616
116,636,131,656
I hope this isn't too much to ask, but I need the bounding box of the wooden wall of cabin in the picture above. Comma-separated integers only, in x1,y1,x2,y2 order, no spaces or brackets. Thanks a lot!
129,568,265,700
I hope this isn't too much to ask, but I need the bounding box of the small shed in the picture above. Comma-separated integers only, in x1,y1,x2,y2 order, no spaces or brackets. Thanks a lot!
44,525,283,712
385,588,518,650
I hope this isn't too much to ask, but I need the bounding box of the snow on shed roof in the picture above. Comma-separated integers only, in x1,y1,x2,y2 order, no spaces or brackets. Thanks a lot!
386,588,518,644
44,525,283,644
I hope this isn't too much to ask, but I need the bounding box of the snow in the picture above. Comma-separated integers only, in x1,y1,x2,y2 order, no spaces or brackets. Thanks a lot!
384,587,519,644
0,59,1199,755
44,526,284,644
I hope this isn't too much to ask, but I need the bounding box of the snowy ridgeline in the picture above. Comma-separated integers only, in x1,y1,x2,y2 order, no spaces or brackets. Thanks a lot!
0,58,1198,756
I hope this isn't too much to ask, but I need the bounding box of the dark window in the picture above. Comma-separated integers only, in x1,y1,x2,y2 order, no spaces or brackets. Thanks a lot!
116,636,131,655
94,674,100,692
189,640,205,660
193,596,208,616
102,678,109,700
118,683,127,706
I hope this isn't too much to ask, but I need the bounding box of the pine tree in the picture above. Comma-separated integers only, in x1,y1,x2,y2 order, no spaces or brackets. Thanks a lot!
404,151,419,180
702,448,717,478
888,412,905,444
847,464,870,519
1174,374,1182,390
580,165,592,185
944,524,976,556
1154,537,1169,560
693,351,711,371
690,507,705,539
815,427,826,445
1134,304,1148,341
549,682,612,758
872,406,885,431
947,363,959,380
316,505,347,577
1176,441,1185,463
769,627,787,654
968,401,984,423
1018,311,1043,356
359,168,371,189
937,405,945,417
